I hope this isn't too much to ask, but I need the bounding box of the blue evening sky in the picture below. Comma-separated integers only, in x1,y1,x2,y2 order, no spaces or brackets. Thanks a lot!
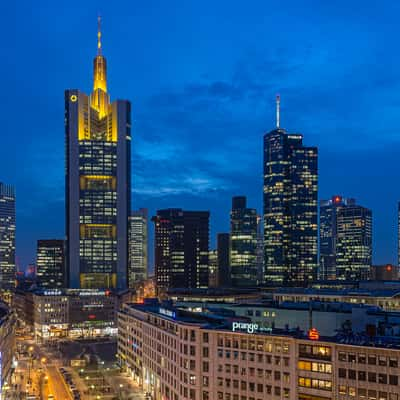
3,0,400,270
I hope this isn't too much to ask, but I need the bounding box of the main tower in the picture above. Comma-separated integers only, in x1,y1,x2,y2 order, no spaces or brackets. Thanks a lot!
65,18,131,289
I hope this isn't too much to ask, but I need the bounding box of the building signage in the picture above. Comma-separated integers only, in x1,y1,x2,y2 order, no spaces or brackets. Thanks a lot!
232,322,259,333
159,308,176,319
308,328,320,340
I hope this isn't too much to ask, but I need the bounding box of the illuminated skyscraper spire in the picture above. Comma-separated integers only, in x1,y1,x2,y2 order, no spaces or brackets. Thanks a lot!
97,14,102,55
276,94,280,128
91,15,109,117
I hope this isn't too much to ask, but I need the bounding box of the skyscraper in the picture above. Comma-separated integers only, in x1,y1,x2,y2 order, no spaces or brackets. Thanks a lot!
336,204,372,280
208,249,218,288
0,183,15,298
65,19,131,289
217,233,231,287
36,240,65,288
230,196,258,287
263,96,318,285
319,196,355,280
128,209,148,288
152,209,209,291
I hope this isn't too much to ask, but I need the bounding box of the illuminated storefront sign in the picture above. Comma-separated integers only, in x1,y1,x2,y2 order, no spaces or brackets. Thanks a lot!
232,322,259,333
159,308,176,319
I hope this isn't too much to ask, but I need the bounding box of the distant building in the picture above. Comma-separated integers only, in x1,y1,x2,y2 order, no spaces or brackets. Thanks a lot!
0,183,15,300
256,215,264,284
13,288,127,341
65,19,130,290
263,97,318,285
370,264,399,281
230,196,258,287
152,209,209,290
217,233,231,287
36,240,65,288
0,302,15,396
319,196,355,280
336,204,372,280
208,249,218,288
128,209,148,287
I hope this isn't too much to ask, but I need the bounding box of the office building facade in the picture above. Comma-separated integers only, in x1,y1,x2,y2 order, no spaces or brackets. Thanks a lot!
263,97,318,285
152,209,209,290
128,209,149,287
118,302,400,400
336,204,372,280
65,21,131,289
0,302,15,397
230,196,258,287
0,183,15,299
217,233,231,287
319,196,355,280
36,239,65,288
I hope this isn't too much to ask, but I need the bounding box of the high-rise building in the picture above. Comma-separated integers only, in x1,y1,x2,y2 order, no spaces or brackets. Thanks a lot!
152,209,209,291
217,233,231,287
0,183,15,298
256,214,264,284
319,196,355,280
128,208,148,288
36,240,65,288
208,249,218,288
230,196,258,287
336,204,372,280
65,19,131,289
263,96,318,285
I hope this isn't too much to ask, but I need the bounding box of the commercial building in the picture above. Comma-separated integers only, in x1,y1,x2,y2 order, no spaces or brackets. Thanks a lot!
217,233,230,288
209,250,218,288
319,196,355,280
273,286,400,312
13,288,127,341
175,300,396,338
0,302,15,397
128,209,149,287
371,264,399,281
118,301,400,400
36,239,65,288
263,97,318,286
230,197,258,287
152,209,209,291
336,204,372,280
0,183,15,301
65,19,131,290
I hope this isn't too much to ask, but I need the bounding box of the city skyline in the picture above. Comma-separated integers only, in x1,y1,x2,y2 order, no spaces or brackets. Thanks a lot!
4,1,400,269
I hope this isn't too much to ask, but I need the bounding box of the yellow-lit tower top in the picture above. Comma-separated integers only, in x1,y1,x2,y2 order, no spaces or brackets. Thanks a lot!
91,15,109,117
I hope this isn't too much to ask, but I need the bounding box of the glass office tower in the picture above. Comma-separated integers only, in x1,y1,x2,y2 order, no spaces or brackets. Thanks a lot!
263,97,318,286
336,204,372,280
319,196,355,280
36,240,65,288
230,196,258,287
152,209,209,291
0,183,15,299
128,209,148,287
65,20,131,289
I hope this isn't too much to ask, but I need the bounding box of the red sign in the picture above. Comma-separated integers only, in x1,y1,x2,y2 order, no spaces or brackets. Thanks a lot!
308,328,320,340
88,314,96,320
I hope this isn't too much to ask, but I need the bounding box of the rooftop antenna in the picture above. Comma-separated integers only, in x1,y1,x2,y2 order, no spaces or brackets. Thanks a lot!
97,14,102,55
276,94,280,128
